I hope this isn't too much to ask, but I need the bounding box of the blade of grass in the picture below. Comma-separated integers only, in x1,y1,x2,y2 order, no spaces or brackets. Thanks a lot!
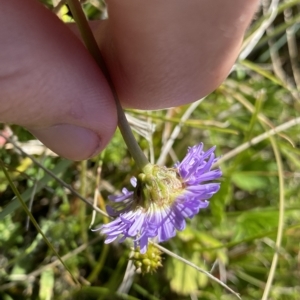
133,283,161,300
88,161,110,283
26,153,47,230
0,159,80,287
0,159,72,219
245,0,300,39
240,59,285,87
75,286,140,300
245,91,264,141
256,12,300,50
240,0,279,60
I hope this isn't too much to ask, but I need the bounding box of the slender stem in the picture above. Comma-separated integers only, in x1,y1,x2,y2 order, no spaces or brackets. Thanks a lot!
261,131,285,300
214,116,300,167
67,0,149,170
88,173,110,283
79,160,88,243
87,244,109,283
79,160,96,266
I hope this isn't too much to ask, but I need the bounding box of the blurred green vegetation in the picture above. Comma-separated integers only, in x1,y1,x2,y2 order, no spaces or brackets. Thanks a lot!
1,1,300,299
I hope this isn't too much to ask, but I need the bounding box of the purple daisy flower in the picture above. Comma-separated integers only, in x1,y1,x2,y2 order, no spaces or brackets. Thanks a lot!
94,143,222,253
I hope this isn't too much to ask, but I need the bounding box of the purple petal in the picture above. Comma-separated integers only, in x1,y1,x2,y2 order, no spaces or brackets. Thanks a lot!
127,212,145,236
108,188,133,202
104,235,119,244
187,169,222,185
130,177,137,188
159,220,176,242
169,208,186,231
139,235,149,254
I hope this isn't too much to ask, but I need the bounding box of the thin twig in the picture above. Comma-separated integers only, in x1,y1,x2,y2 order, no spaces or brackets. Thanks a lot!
240,0,279,60
284,7,300,90
214,116,300,167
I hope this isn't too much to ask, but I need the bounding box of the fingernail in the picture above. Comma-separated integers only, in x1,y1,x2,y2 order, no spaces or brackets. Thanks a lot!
29,124,101,160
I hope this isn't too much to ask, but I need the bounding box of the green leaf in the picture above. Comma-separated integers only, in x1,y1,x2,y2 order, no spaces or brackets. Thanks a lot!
234,210,279,241
2,294,14,300
167,253,208,295
231,172,269,192
39,269,54,300
210,177,232,222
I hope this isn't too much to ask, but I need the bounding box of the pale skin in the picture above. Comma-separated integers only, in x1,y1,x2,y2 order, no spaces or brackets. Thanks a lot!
0,0,259,160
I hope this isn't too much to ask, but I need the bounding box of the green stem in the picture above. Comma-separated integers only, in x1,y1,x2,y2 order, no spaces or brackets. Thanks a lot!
79,160,88,243
67,0,149,170
87,243,109,283
79,160,96,266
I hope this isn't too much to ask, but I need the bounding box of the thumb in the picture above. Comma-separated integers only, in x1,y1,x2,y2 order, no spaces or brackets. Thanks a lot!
0,0,117,160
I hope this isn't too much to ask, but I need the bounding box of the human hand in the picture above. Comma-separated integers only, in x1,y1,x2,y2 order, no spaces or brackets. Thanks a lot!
0,0,259,160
